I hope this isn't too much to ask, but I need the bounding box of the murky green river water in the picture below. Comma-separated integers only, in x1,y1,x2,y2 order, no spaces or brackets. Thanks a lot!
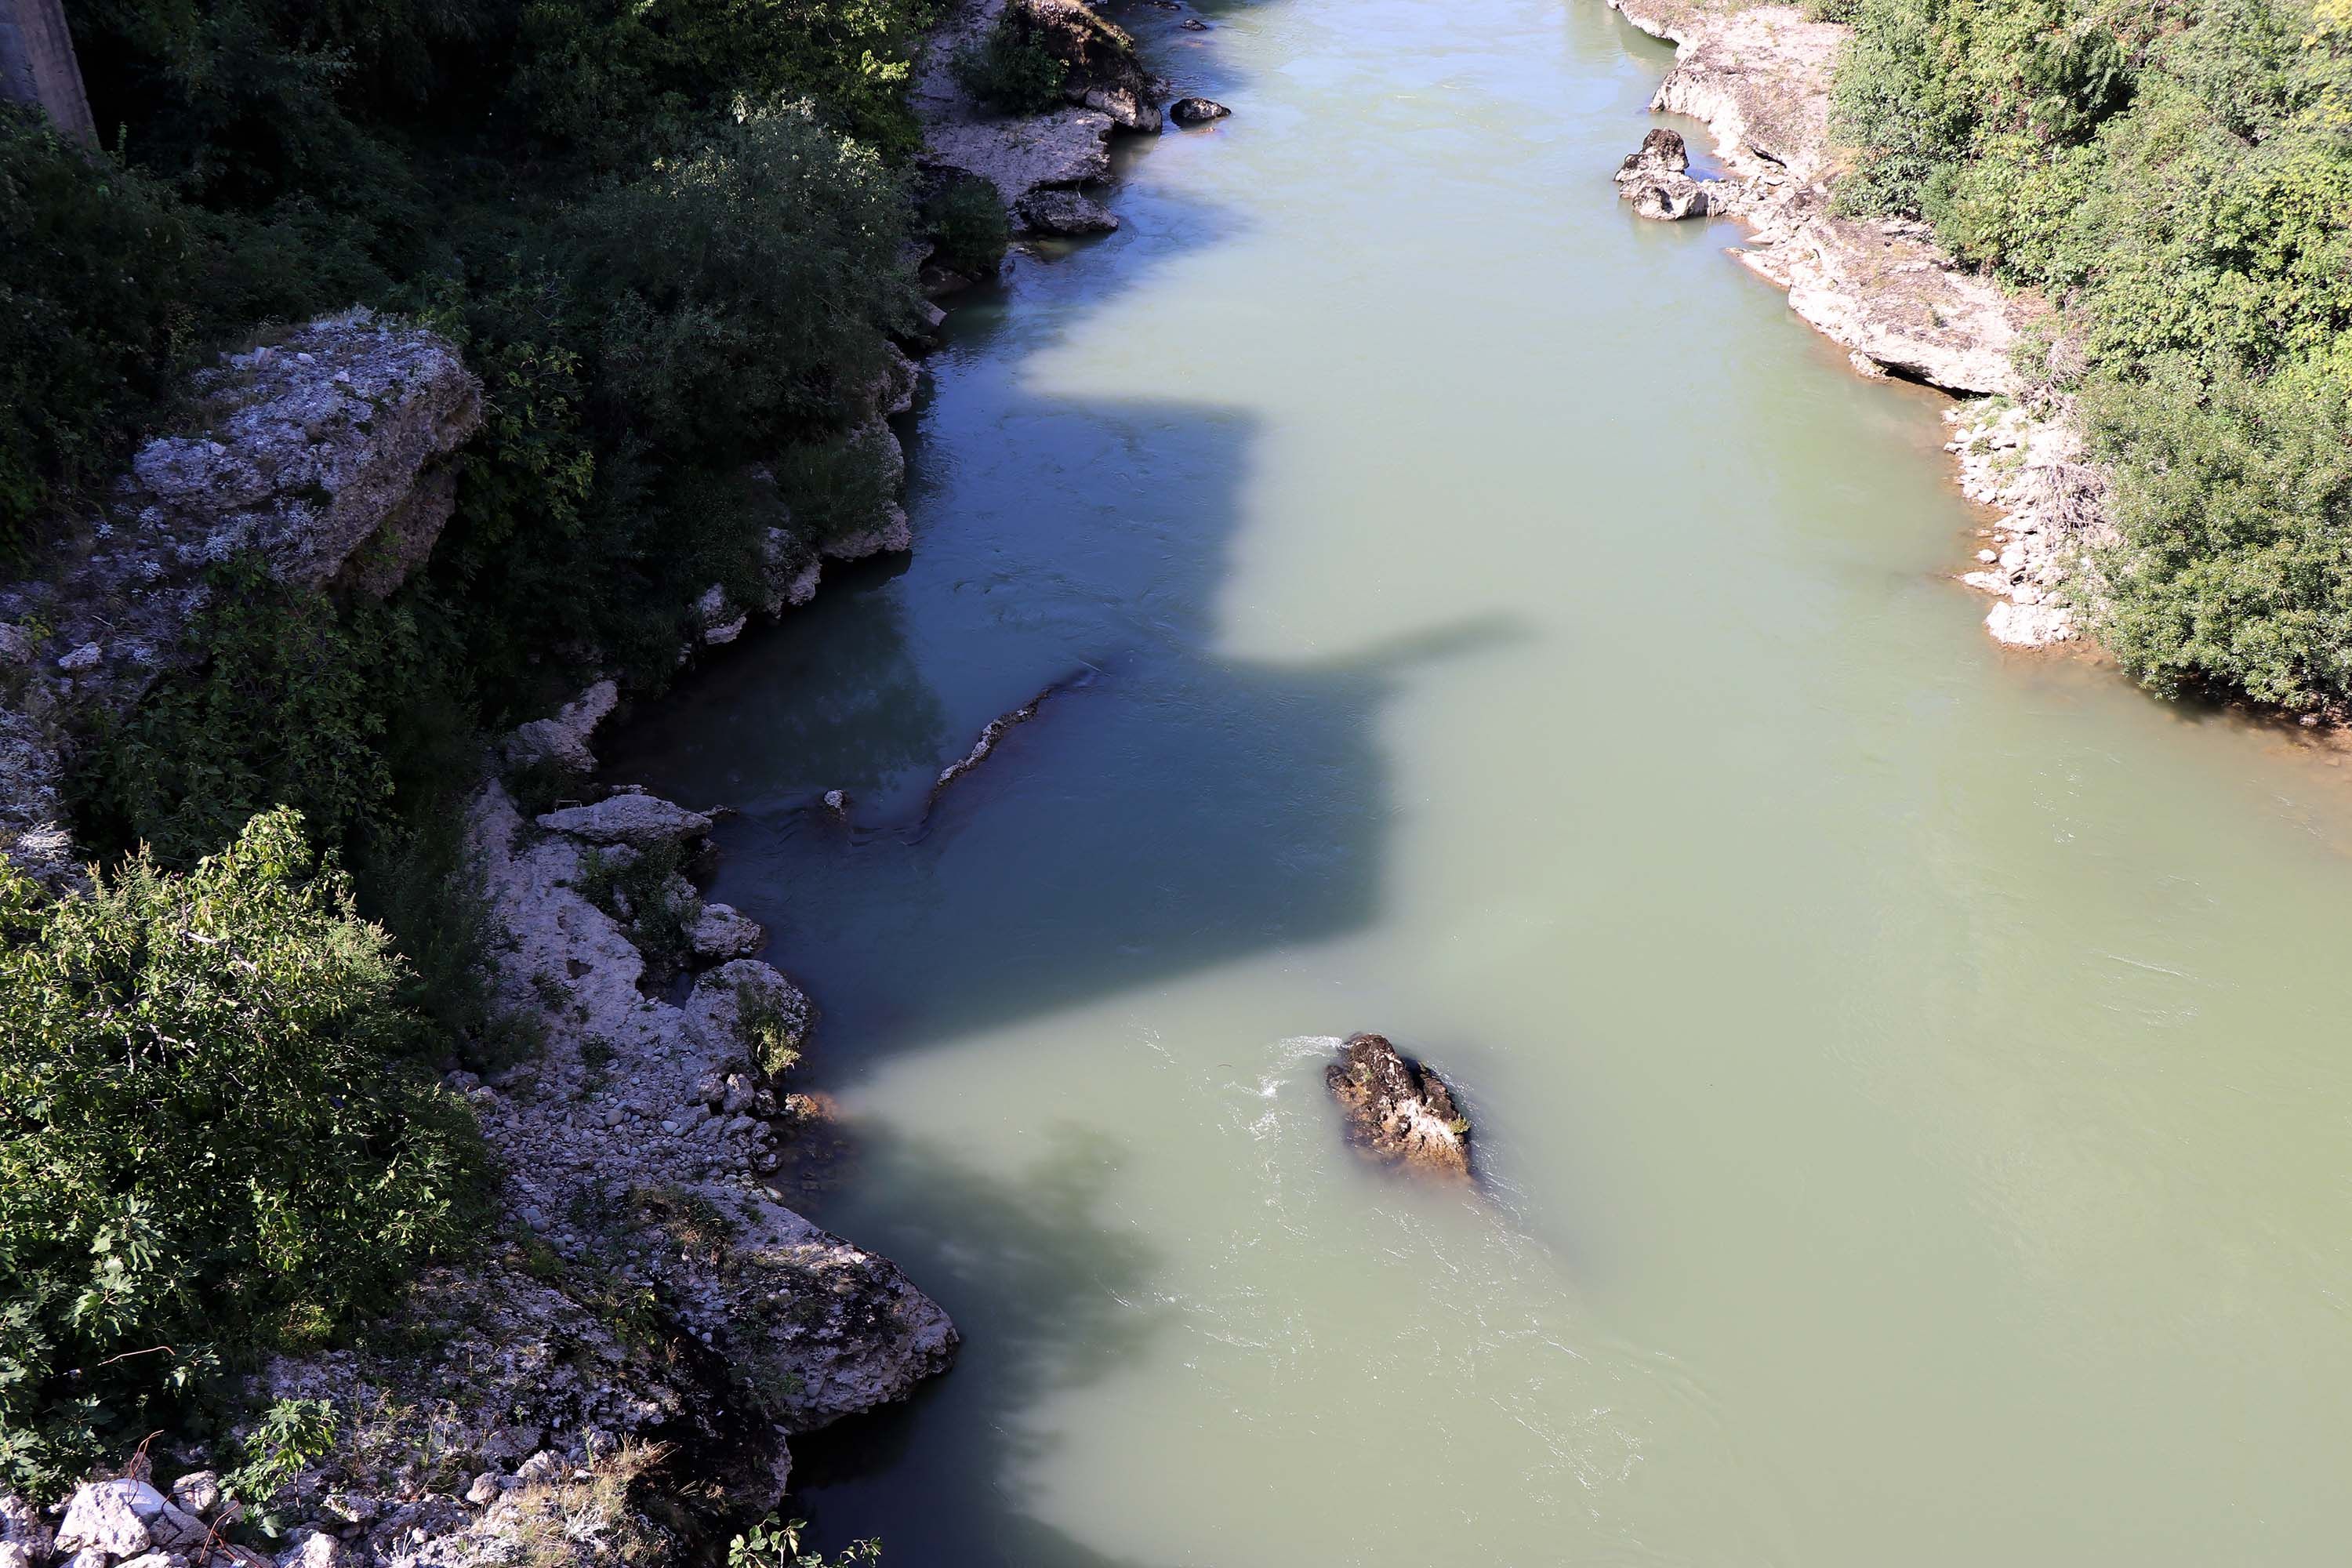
605,0,2352,1558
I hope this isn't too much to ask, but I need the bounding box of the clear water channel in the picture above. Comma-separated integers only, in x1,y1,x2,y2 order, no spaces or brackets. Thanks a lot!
604,0,2352,1559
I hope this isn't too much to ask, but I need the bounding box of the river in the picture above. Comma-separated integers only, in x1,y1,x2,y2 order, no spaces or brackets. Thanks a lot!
601,0,2352,1559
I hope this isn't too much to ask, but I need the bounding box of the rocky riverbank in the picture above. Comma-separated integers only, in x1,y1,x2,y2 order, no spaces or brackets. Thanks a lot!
1602,0,2115,650
0,0,1210,1559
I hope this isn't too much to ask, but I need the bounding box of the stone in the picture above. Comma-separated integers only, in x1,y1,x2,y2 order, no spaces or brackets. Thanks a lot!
686,960,810,1057
274,1530,343,1568
1323,1033,1472,1179
0,1494,52,1560
1985,599,2075,647
513,1451,564,1485
56,1481,158,1558
117,1555,191,1568
536,794,712,850
1016,187,1121,236
168,1471,222,1517
1624,172,1714,220
147,1501,212,1548
0,1545,37,1568
1181,15,1208,27
56,641,101,672
1169,96,1229,125
464,1473,502,1507
62,1552,110,1568
1613,126,1687,182
0,624,32,665
503,680,619,779
131,311,482,596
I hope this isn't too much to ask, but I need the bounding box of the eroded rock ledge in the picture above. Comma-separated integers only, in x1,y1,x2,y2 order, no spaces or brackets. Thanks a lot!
222,693,958,1567
1602,0,2111,648
0,310,483,887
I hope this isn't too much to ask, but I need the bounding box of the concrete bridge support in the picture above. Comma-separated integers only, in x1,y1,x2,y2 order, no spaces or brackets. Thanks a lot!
0,0,96,146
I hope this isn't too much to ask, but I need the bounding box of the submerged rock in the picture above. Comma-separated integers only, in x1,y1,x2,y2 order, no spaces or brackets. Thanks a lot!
1170,96,1230,125
1324,1033,1472,1179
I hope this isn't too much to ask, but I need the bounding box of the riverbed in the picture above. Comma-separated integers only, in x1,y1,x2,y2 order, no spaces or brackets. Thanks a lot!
604,0,2352,1559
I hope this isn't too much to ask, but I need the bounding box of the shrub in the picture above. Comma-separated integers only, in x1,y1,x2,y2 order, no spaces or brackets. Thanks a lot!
951,16,1069,115
74,558,456,870
2085,355,2352,707
1828,0,2352,706
0,808,485,1491
0,108,206,557
771,426,908,550
575,97,919,466
923,172,1010,279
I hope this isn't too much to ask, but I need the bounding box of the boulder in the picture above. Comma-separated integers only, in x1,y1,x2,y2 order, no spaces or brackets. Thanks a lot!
56,1481,158,1558
125,310,482,597
503,680,619,779
1615,131,1715,220
691,902,767,961
536,794,712,850
167,1472,222,1517
1625,172,1715,220
1017,187,1121,235
1168,96,1230,125
687,960,811,1057
1613,126,1687,183
1323,1033,1472,1179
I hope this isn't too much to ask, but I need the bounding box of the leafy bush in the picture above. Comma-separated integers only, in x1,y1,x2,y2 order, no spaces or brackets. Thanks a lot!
0,108,205,556
74,558,454,870
923,172,1010,279
2085,354,2352,706
951,16,1069,115
1827,0,2352,706
728,1513,880,1567
0,808,485,1491
577,97,918,466
511,0,935,162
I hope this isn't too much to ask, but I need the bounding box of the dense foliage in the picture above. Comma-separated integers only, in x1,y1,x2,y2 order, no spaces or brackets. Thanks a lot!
1821,0,2352,708
0,810,483,1490
951,12,1069,114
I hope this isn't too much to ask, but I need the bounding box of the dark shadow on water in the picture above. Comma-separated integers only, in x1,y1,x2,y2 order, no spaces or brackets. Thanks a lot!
595,38,1519,1565
784,1125,1168,1566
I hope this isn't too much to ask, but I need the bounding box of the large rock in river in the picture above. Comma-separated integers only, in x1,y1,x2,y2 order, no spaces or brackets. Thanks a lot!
1324,1033,1472,1179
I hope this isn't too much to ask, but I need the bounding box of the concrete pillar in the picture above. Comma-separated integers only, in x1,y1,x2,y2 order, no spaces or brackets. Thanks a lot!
0,0,97,147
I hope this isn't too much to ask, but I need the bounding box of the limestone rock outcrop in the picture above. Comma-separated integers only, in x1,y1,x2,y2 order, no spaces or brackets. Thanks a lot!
1169,96,1229,125
0,310,481,885
238,688,957,1565
1600,0,2112,654
1605,0,2021,395
1324,1033,1472,1180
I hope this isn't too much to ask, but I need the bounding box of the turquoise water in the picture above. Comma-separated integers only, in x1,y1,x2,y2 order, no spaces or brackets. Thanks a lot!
608,0,2352,1559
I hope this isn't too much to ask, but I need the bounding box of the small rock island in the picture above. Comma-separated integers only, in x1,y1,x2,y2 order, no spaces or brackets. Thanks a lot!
1324,1033,1472,1180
